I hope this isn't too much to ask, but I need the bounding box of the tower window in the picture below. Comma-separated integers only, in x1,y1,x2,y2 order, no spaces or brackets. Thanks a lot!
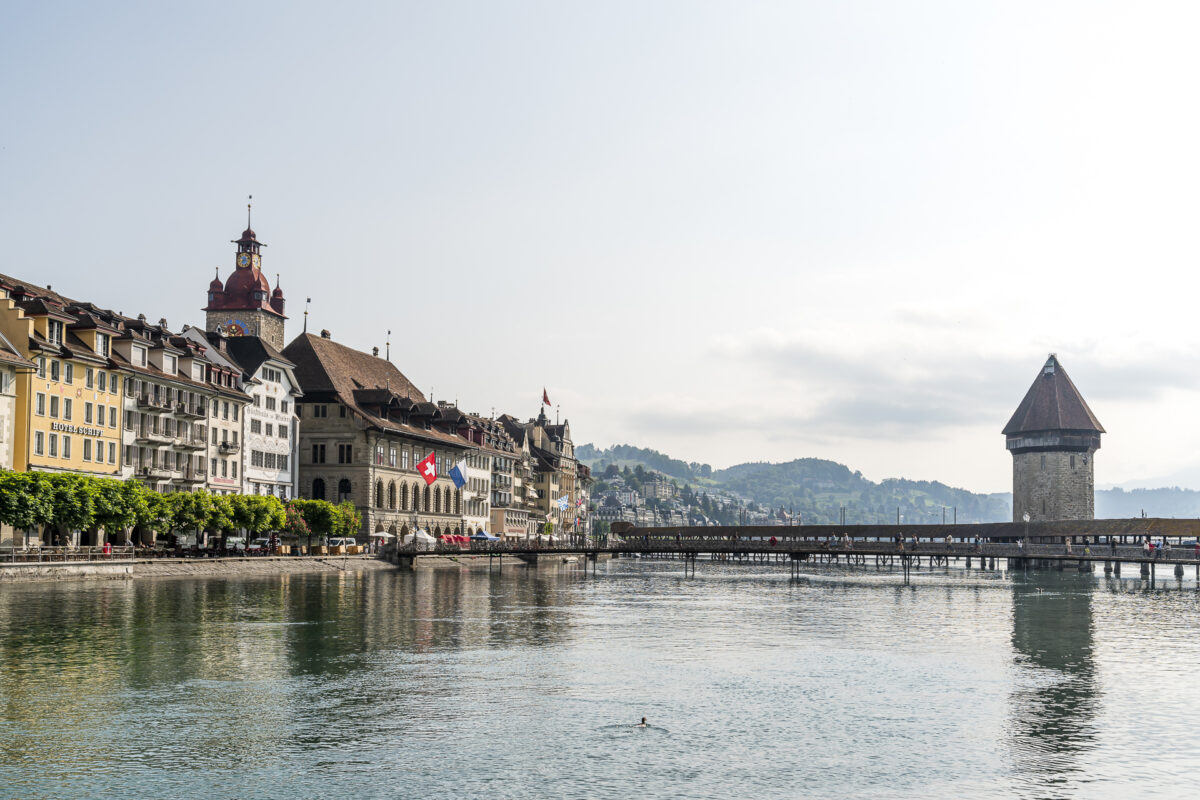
1070,455,1076,469
1040,455,1046,471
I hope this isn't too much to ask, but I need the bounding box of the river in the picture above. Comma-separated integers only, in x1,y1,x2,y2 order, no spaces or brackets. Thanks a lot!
1,558,1198,799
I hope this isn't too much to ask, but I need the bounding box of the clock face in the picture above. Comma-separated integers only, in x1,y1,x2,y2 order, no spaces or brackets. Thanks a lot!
251,254,261,268
226,319,247,336
238,253,250,267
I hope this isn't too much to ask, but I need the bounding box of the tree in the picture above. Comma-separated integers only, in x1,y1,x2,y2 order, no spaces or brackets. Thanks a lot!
332,501,362,539
91,478,143,544
0,471,54,546
47,474,97,544
166,491,213,543
232,495,285,539
283,501,313,549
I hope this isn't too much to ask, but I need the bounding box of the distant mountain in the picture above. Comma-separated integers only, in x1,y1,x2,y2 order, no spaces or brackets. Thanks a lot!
1095,487,1200,519
579,444,1011,524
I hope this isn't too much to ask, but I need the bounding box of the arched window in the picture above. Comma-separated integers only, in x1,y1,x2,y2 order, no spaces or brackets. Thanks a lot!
454,489,462,515
312,478,326,501
338,479,352,503
423,485,431,512
374,481,384,508
400,482,409,511
433,487,441,514
388,482,396,509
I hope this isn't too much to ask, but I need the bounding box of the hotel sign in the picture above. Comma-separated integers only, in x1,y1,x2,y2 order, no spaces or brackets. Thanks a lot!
50,422,105,437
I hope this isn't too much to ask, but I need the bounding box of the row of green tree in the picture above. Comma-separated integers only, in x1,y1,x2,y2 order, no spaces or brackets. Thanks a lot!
0,470,362,547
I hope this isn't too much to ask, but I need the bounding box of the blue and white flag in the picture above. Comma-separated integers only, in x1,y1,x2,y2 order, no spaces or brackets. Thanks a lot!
449,460,467,489
557,495,570,511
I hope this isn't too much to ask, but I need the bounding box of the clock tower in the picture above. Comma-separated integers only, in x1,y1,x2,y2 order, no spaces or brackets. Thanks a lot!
203,207,287,350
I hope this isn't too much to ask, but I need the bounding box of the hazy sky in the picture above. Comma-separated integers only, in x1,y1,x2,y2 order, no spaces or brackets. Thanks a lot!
4,1,1200,494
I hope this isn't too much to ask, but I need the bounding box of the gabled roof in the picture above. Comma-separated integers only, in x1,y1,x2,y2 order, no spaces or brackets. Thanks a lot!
283,333,463,447
221,334,295,378
1003,355,1105,435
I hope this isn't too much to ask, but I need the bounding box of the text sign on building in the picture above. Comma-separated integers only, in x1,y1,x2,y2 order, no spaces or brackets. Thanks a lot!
50,422,105,437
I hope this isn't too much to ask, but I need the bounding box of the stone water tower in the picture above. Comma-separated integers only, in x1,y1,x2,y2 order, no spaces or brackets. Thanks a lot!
1003,354,1104,522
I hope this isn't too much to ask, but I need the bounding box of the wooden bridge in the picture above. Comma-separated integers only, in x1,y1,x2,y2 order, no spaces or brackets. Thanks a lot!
387,518,1200,581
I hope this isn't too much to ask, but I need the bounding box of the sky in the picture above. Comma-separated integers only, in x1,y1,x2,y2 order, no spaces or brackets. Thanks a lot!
3,1,1200,494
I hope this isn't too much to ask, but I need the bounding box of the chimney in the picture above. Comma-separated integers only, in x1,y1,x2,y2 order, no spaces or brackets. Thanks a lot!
372,346,379,357
159,318,168,329
320,329,331,339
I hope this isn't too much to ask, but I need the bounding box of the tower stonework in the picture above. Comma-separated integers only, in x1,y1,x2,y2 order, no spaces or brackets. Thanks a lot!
1003,355,1104,522
203,219,287,351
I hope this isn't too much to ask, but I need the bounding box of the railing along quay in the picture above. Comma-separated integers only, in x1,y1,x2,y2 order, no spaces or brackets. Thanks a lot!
1,546,136,564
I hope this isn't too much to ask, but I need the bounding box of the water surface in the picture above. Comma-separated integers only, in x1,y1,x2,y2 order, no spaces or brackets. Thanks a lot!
1,559,1197,799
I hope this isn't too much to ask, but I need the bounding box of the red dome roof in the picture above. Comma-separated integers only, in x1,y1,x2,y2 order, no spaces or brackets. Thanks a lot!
225,265,271,296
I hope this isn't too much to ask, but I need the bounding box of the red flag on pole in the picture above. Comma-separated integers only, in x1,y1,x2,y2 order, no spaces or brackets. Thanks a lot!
417,452,438,485
542,388,551,406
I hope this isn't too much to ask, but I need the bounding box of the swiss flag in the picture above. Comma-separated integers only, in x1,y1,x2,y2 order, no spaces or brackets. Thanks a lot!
542,388,551,406
417,452,437,485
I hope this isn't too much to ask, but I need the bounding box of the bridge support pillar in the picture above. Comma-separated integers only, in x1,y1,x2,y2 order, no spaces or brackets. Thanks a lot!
965,557,971,568
1114,561,1121,576
1140,562,1150,577
1175,564,1185,579
1078,560,1092,572
1104,561,1112,573
989,558,996,570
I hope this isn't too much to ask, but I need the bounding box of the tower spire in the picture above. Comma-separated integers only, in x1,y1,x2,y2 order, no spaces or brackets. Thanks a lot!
247,194,252,229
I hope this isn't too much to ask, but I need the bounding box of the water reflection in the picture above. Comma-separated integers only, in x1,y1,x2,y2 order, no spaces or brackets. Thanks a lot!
1007,571,1099,798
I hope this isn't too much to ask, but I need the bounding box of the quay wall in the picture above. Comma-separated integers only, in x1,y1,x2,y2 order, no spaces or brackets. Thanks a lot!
0,555,393,584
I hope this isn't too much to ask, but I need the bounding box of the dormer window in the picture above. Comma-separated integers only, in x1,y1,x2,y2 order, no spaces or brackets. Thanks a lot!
164,354,177,374
47,320,64,345
133,345,147,367
95,333,110,357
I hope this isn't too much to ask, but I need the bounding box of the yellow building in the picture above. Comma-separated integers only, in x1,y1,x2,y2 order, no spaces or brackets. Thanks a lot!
0,280,124,478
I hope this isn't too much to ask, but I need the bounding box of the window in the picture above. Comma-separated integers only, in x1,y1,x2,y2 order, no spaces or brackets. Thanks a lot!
265,423,273,437
50,360,60,381
83,439,92,461
375,445,385,465
109,407,116,427
109,373,117,392
338,444,352,464
339,405,346,418
312,478,326,500
48,433,58,457
222,402,229,420
164,354,177,374
211,458,217,475
312,443,326,463
63,398,72,421
62,436,71,459
133,346,147,367
279,426,288,439
252,450,263,467
337,479,351,502
265,397,276,411
108,442,115,464
49,396,59,418
36,357,45,379
278,455,288,471
96,333,110,357
233,406,238,421
64,363,73,384
212,402,218,418
250,419,261,434
231,462,237,479
389,447,397,467
36,393,45,416
47,320,64,345
313,405,327,418
221,460,228,477
252,395,261,407
85,402,93,424
281,401,289,413
402,449,409,470
34,431,44,455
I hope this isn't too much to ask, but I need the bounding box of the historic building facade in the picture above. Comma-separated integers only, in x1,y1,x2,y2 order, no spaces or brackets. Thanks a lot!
1004,354,1104,522
220,336,301,499
283,330,469,538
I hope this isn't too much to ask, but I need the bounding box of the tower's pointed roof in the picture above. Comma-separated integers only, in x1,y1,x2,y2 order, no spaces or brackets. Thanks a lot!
1002,354,1105,435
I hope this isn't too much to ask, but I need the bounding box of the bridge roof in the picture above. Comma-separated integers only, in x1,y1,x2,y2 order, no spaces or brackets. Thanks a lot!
618,518,1200,538
1002,354,1104,436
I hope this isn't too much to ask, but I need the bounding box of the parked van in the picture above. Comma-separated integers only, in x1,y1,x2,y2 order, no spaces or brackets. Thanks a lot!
327,538,357,548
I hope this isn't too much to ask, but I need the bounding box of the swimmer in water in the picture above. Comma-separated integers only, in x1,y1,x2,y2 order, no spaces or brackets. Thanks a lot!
635,717,647,728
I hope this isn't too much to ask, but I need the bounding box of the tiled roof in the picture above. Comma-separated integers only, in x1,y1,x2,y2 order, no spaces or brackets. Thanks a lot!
283,333,464,448
1002,355,1105,435
221,335,295,378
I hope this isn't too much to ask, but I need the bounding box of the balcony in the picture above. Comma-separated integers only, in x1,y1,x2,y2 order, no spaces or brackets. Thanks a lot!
134,426,173,444
135,393,173,413
176,435,206,450
179,468,206,484
218,441,240,454
139,465,171,480
176,402,207,418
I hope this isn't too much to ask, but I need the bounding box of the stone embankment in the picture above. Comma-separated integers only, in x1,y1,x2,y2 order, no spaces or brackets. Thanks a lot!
0,555,393,583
